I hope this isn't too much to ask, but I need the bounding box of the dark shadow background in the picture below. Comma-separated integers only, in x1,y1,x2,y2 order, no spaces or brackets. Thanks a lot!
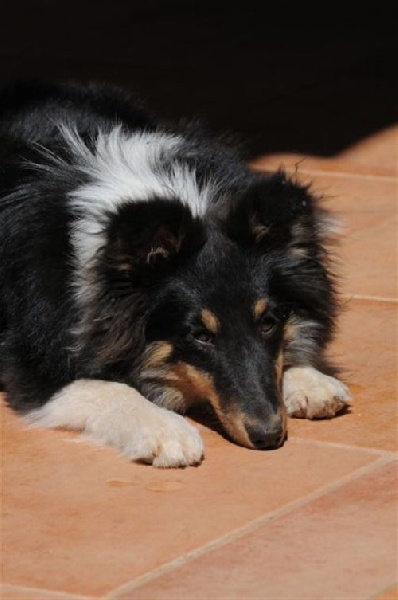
1,1,397,160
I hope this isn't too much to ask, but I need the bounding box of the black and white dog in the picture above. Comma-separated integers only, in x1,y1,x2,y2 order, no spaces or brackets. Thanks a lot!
0,80,352,467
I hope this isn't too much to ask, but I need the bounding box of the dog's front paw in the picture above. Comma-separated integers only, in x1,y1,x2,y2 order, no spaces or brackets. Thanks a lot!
87,398,205,468
123,406,204,468
26,380,204,468
283,367,352,419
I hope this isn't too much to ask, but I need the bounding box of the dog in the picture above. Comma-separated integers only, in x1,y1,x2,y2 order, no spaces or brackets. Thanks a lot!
0,80,352,467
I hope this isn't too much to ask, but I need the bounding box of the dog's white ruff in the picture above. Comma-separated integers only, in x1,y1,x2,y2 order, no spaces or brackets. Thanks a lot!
65,126,212,267
283,366,352,419
25,379,204,468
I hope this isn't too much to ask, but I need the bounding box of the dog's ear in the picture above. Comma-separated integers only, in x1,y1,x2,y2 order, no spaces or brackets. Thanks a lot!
223,171,316,249
104,198,206,281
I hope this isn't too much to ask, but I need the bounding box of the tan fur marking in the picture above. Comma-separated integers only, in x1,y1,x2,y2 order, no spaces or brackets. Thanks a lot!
253,298,268,320
276,349,284,392
222,408,253,447
284,315,299,343
143,342,173,369
167,365,254,446
169,363,221,408
201,309,219,334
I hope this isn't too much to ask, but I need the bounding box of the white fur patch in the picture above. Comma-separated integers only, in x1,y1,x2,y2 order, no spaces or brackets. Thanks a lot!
283,366,352,419
58,125,216,307
25,380,204,468
63,126,212,266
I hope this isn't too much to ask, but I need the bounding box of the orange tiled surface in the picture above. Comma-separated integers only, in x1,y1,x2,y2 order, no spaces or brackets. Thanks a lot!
1,126,398,600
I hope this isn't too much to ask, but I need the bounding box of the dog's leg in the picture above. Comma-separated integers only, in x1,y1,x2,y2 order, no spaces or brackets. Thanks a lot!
25,379,204,467
283,367,352,419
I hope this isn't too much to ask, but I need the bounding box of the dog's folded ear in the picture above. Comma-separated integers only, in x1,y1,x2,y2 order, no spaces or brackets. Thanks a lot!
104,198,206,280
222,170,316,248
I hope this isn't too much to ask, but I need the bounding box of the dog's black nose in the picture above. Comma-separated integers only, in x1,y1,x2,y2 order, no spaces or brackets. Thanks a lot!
247,426,285,450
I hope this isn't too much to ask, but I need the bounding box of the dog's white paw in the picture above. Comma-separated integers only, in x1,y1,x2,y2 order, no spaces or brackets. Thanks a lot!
26,380,204,468
114,405,204,468
283,367,352,419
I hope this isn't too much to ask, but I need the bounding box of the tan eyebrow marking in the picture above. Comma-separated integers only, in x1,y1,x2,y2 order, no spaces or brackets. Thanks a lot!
201,309,219,334
253,298,268,319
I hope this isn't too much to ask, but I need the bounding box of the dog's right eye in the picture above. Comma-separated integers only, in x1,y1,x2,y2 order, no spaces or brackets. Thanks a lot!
259,316,278,338
190,330,215,346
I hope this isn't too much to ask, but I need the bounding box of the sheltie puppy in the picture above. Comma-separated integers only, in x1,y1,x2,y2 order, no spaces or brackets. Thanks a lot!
0,80,352,467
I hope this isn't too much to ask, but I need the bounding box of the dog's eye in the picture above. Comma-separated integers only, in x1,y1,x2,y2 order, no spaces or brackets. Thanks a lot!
259,318,277,338
191,330,214,346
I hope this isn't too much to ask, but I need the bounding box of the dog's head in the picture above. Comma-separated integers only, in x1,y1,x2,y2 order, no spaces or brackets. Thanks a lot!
94,171,333,450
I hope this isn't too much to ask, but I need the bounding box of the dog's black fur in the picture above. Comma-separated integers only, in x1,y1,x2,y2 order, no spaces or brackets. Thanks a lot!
0,80,350,466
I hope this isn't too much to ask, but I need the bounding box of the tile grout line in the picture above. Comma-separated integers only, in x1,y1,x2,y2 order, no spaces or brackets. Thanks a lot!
340,293,398,304
104,454,396,599
339,217,398,247
0,583,94,600
289,436,398,457
298,169,397,183
253,163,398,183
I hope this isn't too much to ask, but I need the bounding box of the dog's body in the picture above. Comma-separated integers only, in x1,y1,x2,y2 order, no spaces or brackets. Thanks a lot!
0,80,351,467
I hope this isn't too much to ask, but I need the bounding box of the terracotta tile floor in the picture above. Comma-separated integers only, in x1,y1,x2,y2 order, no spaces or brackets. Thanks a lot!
1,126,397,600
